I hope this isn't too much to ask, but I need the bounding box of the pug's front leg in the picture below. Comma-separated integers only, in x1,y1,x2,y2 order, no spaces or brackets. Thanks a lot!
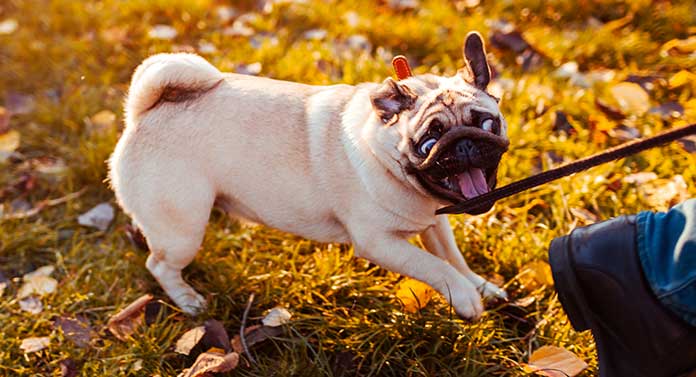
353,234,484,319
420,216,507,301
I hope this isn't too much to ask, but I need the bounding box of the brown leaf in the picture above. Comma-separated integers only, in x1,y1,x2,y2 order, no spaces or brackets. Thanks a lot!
107,294,153,341
570,207,599,224
200,319,231,354
175,326,206,356
54,316,93,348
178,350,239,377
230,324,283,354
523,345,588,376
678,135,696,153
59,358,78,377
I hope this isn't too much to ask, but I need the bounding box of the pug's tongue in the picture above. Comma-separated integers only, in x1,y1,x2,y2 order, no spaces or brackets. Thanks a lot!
456,168,489,198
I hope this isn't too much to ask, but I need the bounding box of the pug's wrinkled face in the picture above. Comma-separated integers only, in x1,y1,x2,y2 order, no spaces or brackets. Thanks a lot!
369,32,509,209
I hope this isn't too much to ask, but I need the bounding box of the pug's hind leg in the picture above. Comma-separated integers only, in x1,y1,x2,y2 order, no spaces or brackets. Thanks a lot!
134,190,215,315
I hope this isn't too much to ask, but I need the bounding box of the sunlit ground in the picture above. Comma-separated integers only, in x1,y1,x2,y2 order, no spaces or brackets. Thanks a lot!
0,0,694,375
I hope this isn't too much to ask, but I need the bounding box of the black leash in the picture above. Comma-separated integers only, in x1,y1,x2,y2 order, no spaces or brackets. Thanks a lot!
436,123,696,215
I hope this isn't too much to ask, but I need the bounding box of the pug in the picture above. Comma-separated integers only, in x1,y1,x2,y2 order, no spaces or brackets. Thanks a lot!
108,32,509,319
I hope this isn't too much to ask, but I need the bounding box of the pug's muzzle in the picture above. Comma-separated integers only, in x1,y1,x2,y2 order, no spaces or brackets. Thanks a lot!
409,127,509,209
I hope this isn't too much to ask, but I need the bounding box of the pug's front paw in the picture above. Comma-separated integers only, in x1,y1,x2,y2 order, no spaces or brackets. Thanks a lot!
465,272,508,301
448,278,484,320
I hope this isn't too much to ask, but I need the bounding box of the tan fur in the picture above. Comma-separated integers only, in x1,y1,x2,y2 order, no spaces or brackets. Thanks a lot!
109,49,508,318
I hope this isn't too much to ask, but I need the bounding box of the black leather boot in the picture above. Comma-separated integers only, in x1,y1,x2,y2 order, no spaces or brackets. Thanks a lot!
549,215,696,377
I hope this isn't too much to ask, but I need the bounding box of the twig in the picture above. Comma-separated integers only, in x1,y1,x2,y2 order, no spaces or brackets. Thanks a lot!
1,188,87,220
240,293,256,364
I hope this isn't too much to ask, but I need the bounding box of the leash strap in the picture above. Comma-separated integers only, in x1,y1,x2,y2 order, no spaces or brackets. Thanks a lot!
436,123,696,215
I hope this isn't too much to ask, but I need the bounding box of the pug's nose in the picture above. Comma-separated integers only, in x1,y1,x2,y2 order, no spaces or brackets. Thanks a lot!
455,139,477,158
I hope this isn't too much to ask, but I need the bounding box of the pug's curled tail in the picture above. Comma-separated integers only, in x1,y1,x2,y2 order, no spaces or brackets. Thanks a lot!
125,53,224,123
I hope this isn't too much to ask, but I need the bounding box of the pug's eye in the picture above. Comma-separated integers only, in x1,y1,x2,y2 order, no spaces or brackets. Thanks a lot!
481,117,501,134
418,137,438,156
481,118,494,132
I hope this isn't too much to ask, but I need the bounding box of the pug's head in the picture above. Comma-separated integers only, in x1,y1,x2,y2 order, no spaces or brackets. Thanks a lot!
368,32,509,211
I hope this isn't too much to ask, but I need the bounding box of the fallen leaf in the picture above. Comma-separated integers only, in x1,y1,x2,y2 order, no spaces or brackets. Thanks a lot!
262,307,292,327
523,345,588,377
20,336,50,354
148,24,177,40
649,102,684,119
639,175,689,211
54,316,93,348
0,281,7,298
303,29,327,41
24,265,55,279
59,358,78,377
107,294,153,341
77,203,114,231
678,135,696,153
552,111,574,135
5,92,35,115
18,265,58,299
178,350,239,377
230,324,283,354
610,82,650,116
623,172,658,184
0,18,18,35
19,296,43,314
395,278,435,312
132,359,143,372
176,326,206,356
518,261,553,290
144,299,166,325
0,129,20,163
200,319,231,353
609,124,641,141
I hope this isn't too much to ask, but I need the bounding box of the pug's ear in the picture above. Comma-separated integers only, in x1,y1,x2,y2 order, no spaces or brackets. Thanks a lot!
460,31,491,90
370,78,417,124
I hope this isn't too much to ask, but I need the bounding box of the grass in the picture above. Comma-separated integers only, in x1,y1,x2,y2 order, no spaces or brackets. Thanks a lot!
1,0,695,375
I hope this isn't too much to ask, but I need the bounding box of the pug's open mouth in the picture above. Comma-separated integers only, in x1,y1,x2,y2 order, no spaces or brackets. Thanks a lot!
408,126,509,205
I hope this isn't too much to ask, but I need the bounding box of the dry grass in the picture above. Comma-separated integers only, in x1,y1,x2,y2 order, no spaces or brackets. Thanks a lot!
1,0,694,375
